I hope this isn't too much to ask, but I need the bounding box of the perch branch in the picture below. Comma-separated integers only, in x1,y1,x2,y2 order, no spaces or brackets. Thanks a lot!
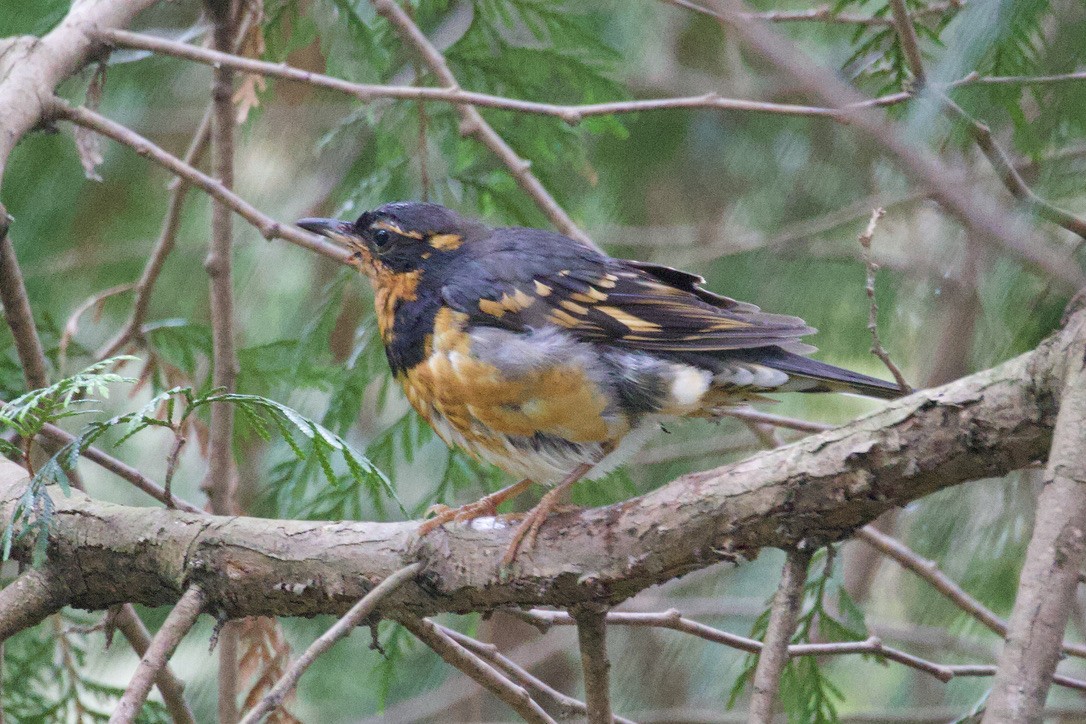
0,308,1079,619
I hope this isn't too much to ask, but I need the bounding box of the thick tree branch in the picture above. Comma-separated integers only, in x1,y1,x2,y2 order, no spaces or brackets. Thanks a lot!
985,307,1086,723
0,310,1079,620
0,0,160,178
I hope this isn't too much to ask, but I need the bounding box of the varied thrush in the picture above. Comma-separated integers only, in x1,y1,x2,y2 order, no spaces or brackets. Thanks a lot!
298,202,904,564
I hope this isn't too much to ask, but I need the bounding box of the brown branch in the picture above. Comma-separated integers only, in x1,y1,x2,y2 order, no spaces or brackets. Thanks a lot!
0,566,68,642
985,309,1086,722
44,99,351,266
888,0,927,84
440,624,636,724
111,585,207,724
369,0,597,250
398,615,557,724
857,208,912,392
700,0,965,27
0,307,1077,618
512,609,1086,691
719,407,833,433
113,604,197,724
748,550,811,722
857,526,1086,661
683,0,1086,291
572,606,613,724
941,98,1086,244
0,205,50,390
239,562,422,724
203,6,241,721
96,109,212,361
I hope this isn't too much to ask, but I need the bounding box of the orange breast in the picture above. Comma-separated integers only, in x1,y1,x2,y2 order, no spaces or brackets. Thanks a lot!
397,308,624,464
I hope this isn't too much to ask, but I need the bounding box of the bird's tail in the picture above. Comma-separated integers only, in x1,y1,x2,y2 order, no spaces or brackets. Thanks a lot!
758,347,907,400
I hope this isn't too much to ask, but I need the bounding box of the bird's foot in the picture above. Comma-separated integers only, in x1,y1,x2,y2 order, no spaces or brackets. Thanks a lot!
499,462,593,567
416,478,535,537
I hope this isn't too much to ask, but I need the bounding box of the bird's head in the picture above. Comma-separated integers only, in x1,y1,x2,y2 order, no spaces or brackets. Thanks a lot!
297,201,486,282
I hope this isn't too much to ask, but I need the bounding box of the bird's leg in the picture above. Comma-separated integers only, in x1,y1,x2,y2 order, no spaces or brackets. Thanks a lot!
417,478,536,536
501,462,593,567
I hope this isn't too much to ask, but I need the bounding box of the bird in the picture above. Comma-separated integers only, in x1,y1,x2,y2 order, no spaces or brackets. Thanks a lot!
297,202,907,565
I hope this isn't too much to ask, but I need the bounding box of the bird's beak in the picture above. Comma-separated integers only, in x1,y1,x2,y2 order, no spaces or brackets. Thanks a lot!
296,217,354,240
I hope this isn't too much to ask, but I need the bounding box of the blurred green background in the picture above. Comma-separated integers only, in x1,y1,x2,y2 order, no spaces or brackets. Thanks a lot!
2,0,1085,721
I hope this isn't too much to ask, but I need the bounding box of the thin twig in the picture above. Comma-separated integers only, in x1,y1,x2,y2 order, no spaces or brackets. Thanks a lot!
720,407,834,433
370,0,596,251
941,97,1086,245
510,609,1086,691
737,0,963,26
748,549,811,723
45,99,351,265
679,0,1086,291
857,208,912,392
112,604,197,724
398,615,557,724
857,525,1086,660
111,585,207,724
572,605,613,724
60,282,134,371
888,0,927,84
239,562,423,724
0,204,50,389
439,624,637,724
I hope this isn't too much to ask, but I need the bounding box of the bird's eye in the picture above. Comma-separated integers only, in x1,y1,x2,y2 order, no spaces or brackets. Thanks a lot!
373,229,392,247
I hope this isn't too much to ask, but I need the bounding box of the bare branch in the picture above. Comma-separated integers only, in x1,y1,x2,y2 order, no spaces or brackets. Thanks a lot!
719,407,833,433
748,549,811,723
0,307,1076,618
0,566,68,642
986,309,1086,722
512,609,1086,691
369,0,596,250
45,99,351,266
680,0,1086,290
111,585,207,724
0,205,50,390
398,615,557,724
941,98,1086,244
239,562,422,724
572,606,613,724
857,208,913,392
440,624,637,724
857,526,1086,661
888,0,927,84
113,604,197,724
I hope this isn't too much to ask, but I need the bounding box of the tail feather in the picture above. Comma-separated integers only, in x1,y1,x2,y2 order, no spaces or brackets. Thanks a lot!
769,349,906,400
727,347,907,400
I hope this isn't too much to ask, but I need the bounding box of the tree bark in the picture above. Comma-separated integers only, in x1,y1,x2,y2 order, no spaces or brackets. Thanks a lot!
0,310,1078,620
